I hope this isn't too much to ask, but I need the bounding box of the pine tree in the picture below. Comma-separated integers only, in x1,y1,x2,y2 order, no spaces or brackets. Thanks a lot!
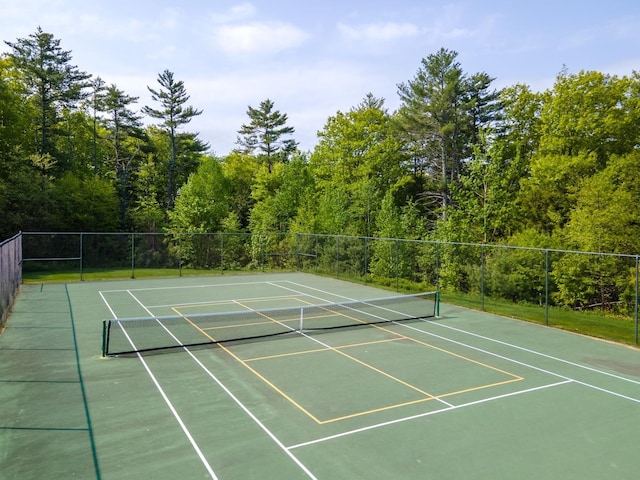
236,99,298,172
103,85,143,228
142,70,203,208
396,48,501,220
5,27,90,167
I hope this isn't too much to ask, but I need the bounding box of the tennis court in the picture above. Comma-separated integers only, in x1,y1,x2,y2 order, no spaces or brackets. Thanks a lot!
1,272,639,479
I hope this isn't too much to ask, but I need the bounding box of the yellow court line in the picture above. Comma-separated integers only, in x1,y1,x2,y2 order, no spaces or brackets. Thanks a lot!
174,307,325,425
244,338,405,363
173,299,524,425
305,303,523,381
319,396,436,424
199,318,298,332
173,295,312,312
232,302,440,400
437,377,523,400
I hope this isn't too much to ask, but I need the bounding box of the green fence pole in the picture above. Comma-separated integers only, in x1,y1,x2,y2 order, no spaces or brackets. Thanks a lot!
395,239,399,292
635,256,639,344
545,249,550,326
220,233,224,275
179,234,183,277
130,233,135,278
481,244,485,311
364,237,369,284
335,236,340,278
79,233,84,281
295,233,299,271
435,242,440,291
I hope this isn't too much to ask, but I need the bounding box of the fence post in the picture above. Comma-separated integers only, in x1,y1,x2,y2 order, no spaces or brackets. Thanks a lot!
395,239,399,292
335,236,340,278
635,256,639,344
315,234,318,274
220,233,224,275
545,249,550,326
79,233,84,281
435,242,440,291
178,233,183,277
130,233,135,278
364,237,368,284
481,244,485,311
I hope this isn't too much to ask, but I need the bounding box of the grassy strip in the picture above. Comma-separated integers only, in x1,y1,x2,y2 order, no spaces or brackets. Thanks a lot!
21,267,257,283
303,271,639,347
442,290,638,346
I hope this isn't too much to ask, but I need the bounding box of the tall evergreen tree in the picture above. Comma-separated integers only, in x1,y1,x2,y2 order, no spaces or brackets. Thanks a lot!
4,27,90,168
103,85,143,228
236,98,297,172
396,48,500,220
86,76,107,173
142,69,203,208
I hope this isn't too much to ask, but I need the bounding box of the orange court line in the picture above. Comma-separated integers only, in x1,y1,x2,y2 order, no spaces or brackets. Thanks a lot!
173,299,525,425
174,307,325,424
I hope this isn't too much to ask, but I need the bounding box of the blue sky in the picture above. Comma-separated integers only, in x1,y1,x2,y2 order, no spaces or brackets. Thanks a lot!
2,0,639,155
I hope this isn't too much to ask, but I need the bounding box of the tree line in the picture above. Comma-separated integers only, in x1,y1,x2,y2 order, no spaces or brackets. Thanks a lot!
3,26,640,267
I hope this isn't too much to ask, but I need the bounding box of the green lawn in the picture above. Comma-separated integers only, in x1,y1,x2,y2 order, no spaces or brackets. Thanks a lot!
442,290,639,346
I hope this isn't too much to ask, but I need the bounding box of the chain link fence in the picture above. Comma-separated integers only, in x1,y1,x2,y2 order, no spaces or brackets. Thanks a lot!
7,231,640,344
0,233,22,330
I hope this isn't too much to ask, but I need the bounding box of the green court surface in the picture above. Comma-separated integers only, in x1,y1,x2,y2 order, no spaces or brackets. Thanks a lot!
1,272,639,479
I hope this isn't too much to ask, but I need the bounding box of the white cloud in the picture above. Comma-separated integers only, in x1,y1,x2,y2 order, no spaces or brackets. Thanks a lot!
338,22,421,41
213,22,308,55
210,2,257,23
164,60,385,154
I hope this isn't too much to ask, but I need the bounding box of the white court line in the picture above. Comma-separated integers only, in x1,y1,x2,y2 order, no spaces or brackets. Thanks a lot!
99,291,218,480
273,280,640,404
287,380,572,450
101,279,639,474
431,320,640,386
148,293,309,309
123,289,318,480
99,280,286,293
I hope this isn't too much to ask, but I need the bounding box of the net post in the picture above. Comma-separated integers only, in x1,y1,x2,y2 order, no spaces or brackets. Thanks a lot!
299,307,304,332
436,290,440,317
101,320,107,357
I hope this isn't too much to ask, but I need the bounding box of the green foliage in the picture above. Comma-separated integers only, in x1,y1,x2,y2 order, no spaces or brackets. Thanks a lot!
169,157,230,233
50,173,119,231
395,48,501,219
4,27,90,165
249,154,312,233
309,95,405,236
143,70,204,208
564,151,640,254
4,26,640,336
0,158,56,235
539,70,640,160
236,98,297,172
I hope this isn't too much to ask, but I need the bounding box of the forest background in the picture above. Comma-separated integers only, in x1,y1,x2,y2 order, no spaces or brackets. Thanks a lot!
2,28,640,315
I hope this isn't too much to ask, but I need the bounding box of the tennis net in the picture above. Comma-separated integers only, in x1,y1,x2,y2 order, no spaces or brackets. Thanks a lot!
101,291,439,356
